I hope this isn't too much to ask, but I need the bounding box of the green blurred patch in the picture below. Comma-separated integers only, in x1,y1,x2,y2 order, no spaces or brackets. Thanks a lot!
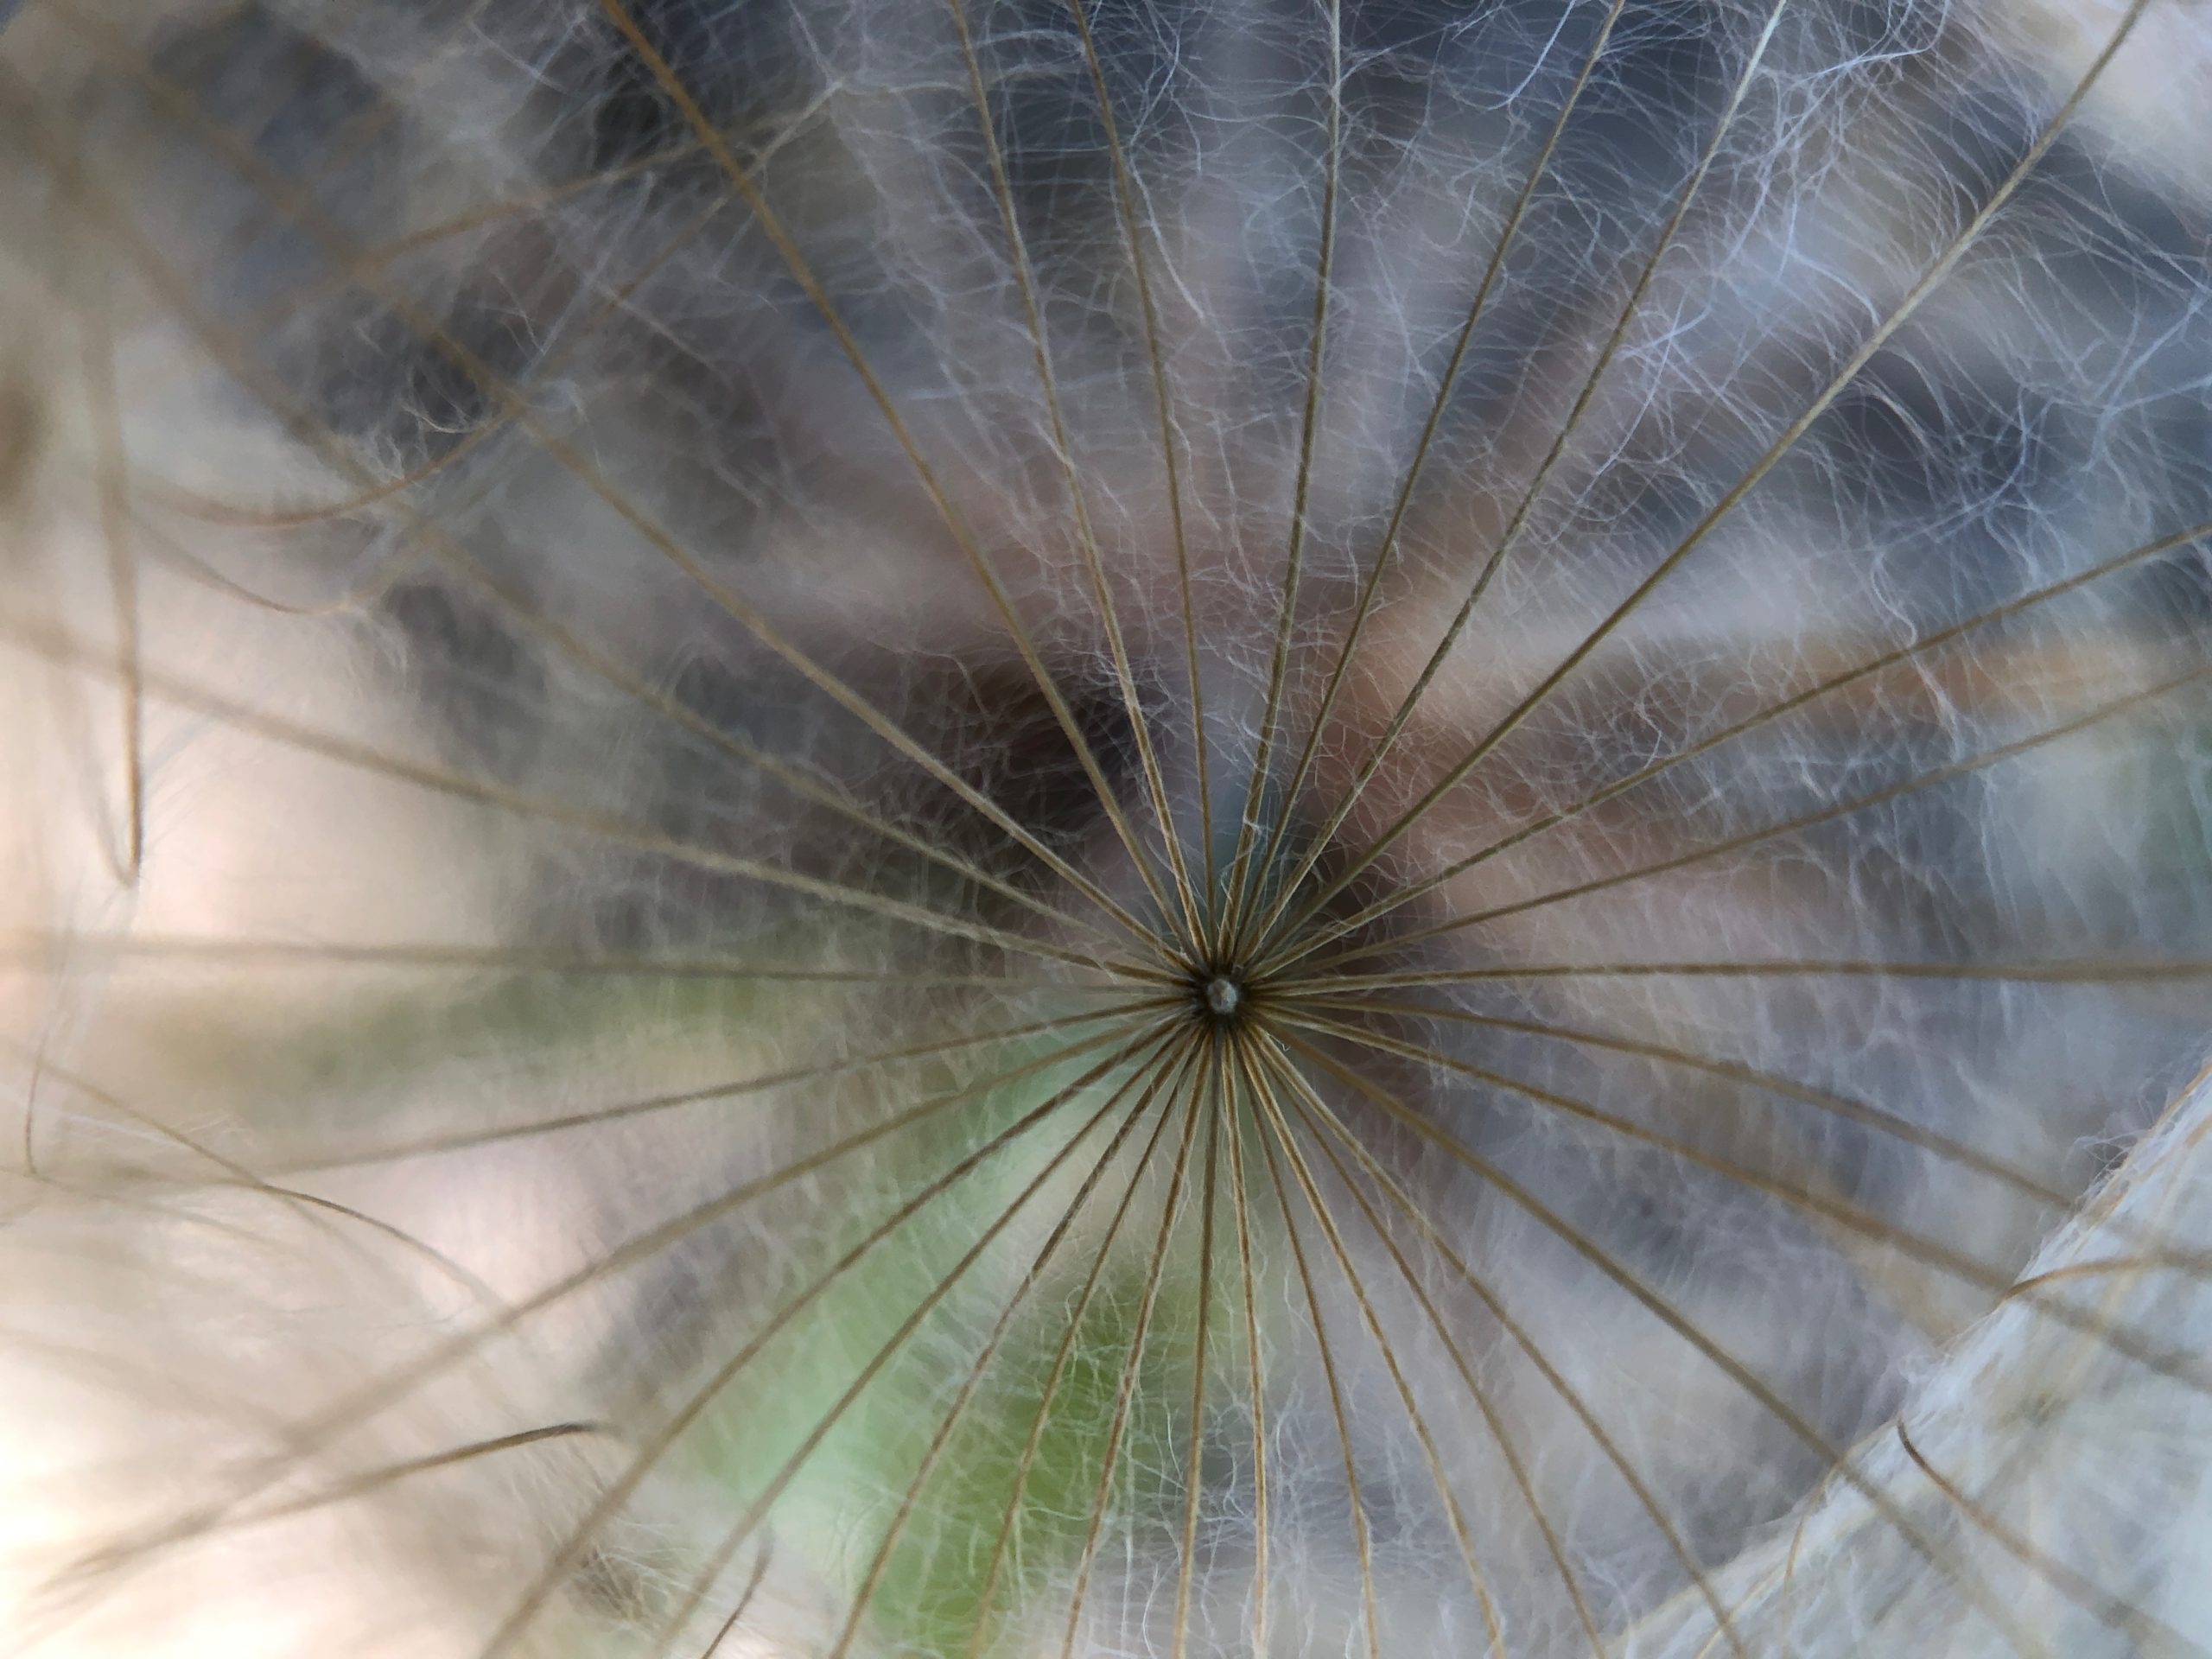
684,1037,1253,1656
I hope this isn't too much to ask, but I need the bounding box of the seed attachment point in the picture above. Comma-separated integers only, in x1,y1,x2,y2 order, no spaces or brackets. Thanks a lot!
1205,975,1243,1020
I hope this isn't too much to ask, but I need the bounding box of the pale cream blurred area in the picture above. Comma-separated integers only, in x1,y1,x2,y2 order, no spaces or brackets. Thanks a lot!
0,274,826,1659
0,478,858,1649
0,569,839,1654
1993,0,2212,197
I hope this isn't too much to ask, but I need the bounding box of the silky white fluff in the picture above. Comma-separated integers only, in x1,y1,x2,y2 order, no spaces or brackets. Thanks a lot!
3,0,2211,1654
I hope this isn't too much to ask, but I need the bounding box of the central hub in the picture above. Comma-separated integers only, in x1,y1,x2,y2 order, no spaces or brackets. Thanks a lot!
1204,975,1243,1020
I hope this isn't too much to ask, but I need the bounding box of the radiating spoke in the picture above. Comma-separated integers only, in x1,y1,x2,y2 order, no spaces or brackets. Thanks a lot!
149,159,1150,976
1260,516,2212,976
1255,1070,1603,1654
280,999,1173,1173
628,1031,1192,1659
1217,1034,1272,1656
1168,1044,1223,1659
1274,1026,2045,1656
1297,995,2088,1222
0,610,1173,986
945,0,1207,957
0,929,1153,994
816,1032,1201,1659
1301,989,2212,1311
1283,957,2212,995
1246,1025,1731,1655
12,125,1156,972
1227,0,1633,965
3,32,1179,969
1053,0,1214,953
470,1022,1181,1659
424,539,1157,969
1281,1007,2212,1390
1240,0,1797,960
1294,655,2212,974
34,1016,1160,1605
1255,0,2160,960
1216,0,1344,956
1051,1046,1211,1659
959,1039,1211,1659
1316,993,2212,1283
589,0,1193,958
1231,1034,1382,1659
1243,1042,1508,1656
162,433,1152,964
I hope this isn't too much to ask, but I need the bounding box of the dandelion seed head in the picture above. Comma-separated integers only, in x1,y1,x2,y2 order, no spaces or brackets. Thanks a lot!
2,0,2212,1654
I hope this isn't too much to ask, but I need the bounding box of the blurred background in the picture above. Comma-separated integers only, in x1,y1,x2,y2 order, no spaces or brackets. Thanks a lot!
3,1,2212,1655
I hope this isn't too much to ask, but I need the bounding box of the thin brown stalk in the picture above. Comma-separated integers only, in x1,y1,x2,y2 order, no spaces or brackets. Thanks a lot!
1274,1026,2045,1656
1214,0,1344,956
1058,0,1214,952
474,1023,1182,1659
1254,0,2160,960
1166,1054,1222,1659
1279,957,2212,996
1261,516,2212,976
1232,1033,1382,1659
0,609,1172,987
590,0,1194,956
1243,1043,1508,1656
1249,1033,1621,1656
1226,0,1635,964
3,40,1176,966
1239,0,1799,959
1283,656,2212,977
630,1031,1192,1659
944,0,1208,955
958,1039,1211,1659
1051,1044,1211,1659
1217,1033,1271,1656
818,1030,1201,1659
281,998,1173,1173
1278,1008,2212,1392
34,1018,1159,1604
